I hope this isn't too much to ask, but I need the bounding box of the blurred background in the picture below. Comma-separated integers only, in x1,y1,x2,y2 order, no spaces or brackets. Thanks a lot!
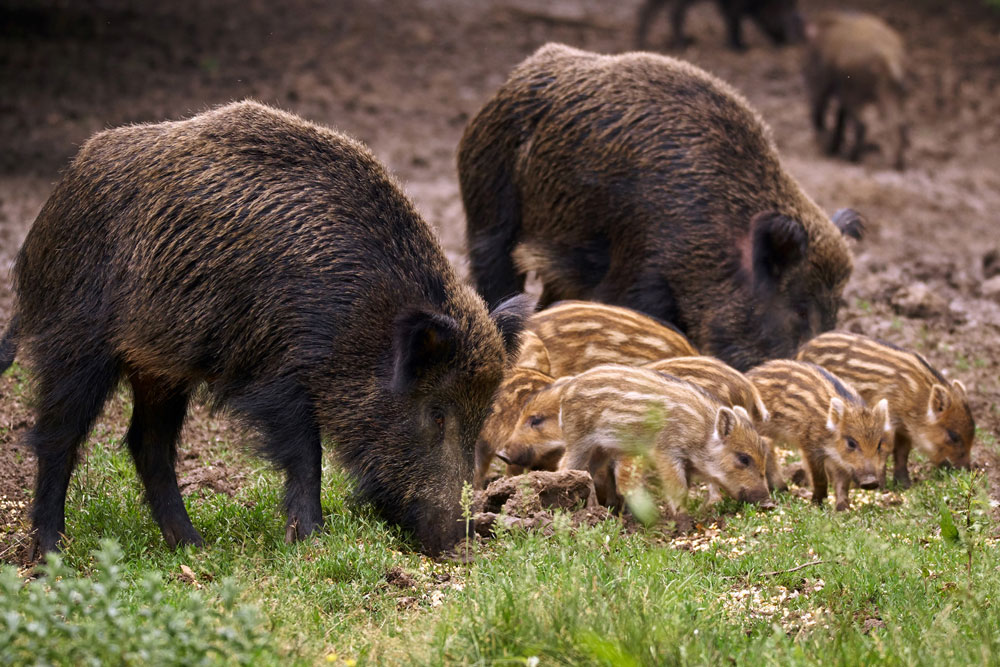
0,0,999,434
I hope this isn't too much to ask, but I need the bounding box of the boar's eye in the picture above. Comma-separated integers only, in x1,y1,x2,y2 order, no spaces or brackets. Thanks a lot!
432,408,445,434
845,437,858,451
946,429,961,446
736,453,751,467
528,414,545,428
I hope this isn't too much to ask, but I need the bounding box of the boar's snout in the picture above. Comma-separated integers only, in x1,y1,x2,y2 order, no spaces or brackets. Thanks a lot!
414,504,469,557
738,487,773,506
858,474,879,490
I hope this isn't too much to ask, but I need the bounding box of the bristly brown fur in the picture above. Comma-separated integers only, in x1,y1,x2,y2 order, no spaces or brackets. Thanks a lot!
9,100,530,558
459,43,859,371
797,331,974,487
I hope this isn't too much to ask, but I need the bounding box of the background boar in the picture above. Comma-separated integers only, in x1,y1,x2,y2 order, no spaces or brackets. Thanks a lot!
797,332,975,486
459,43,863,372
0,101,529,559
523,300,697,377
747,360,892,510
636,0,806,51
804,11,909,169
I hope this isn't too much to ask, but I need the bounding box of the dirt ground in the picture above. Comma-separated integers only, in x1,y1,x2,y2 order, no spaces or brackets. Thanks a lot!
1,0,999,560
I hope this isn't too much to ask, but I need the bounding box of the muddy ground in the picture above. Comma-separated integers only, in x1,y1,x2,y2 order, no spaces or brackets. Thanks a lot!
1,0,999,559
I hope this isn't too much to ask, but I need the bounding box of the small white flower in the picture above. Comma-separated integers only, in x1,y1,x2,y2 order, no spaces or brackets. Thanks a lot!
526,657,540,667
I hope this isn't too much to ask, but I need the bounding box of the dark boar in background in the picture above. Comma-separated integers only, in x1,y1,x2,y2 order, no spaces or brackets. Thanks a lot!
635,0,805,50
0,101,530,559
804,11,909,170
459,44,862,372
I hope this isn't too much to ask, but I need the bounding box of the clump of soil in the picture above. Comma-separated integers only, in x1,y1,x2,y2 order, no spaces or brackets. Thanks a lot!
472,470,612,537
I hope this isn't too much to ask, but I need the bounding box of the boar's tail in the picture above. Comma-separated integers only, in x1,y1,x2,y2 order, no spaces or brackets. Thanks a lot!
0,314,19,375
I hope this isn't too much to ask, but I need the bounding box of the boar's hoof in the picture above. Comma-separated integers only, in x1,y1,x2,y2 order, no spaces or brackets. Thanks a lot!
162,524,204,550
835,500,850,512
858,477,880,490
893,472,912,489
758,499,777,511
284,517,323,543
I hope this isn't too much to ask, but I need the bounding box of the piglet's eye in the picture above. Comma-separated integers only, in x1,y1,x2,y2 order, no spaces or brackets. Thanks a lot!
947,430,961,445
528,415,545,428
845,438,858,451
736,453,751,467
432,409,445,433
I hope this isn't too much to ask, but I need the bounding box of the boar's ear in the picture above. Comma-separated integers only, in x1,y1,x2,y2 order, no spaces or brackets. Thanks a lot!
826,397,845,432
490,294,536,360
391,309,460,394
927,384,951,420
715,406,738,440
749,211,808,287
832,208,866,241
875,398,892,432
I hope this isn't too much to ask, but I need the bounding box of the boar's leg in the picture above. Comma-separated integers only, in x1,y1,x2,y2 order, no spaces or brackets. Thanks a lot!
891,430,913,489
635,0,667,49
831,468,852,512
827,105,847,157
464,163,526,308
233,378,324,542
764,444,788,493
670,0,696,48
805,454,828,506
847,114,868,163
125,374,202,549
27,355,119,559
720,3,747,50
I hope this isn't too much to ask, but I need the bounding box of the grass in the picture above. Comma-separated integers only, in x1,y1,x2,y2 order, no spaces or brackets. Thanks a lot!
2,400,1000,664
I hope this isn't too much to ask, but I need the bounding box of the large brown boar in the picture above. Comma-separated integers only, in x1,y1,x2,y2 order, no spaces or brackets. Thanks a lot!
504,365,772,514
796,332,975,487
804,11,908,170
0,101,530,559
521,300,697,377
747,360,892,511
459,43,864,372
636,0,805,51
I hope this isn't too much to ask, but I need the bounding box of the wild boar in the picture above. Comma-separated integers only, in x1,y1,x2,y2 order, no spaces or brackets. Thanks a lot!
747,360,892,510
474,365,557,487
504,364,771,515
522,300,697,377
796,332,974,486
459,43,863,372
804,11,909,169
636,0,805,50
643,355,785,494
0,101,530,559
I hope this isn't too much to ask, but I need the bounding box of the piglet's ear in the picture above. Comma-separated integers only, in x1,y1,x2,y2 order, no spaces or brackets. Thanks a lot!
952,379,968,398
391,309,459,394
832,208,866,240
875,398,892,432
490,293,536,361
826,397,845,432
749,211,808,288
927,384,951,420
715,406,738,440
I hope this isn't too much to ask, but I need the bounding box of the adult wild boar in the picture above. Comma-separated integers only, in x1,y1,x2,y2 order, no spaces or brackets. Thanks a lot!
459,43,863,372
0,101,530,559
635,0,805,50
